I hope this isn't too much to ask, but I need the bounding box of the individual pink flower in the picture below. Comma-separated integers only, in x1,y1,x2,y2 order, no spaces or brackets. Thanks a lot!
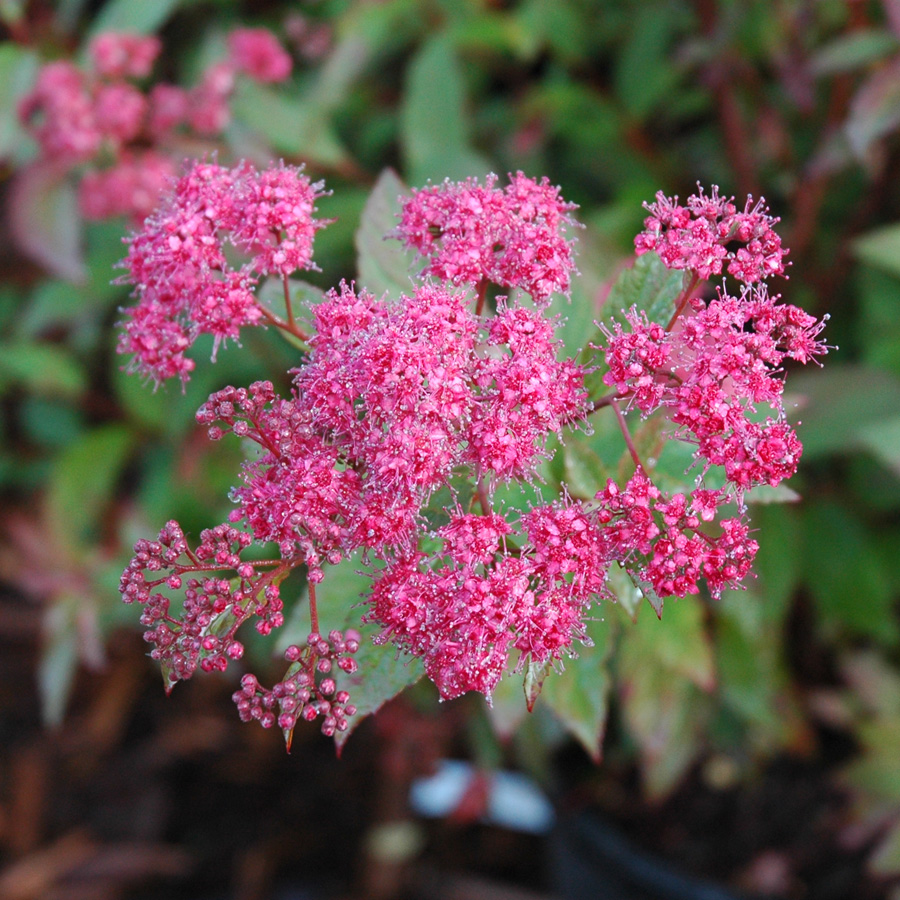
227,27,293,83
397,172,579,304
89,32,162,79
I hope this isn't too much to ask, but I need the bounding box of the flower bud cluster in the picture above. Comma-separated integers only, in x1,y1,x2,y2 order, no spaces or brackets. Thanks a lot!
19,27,292,223
119,520,286,690
233,630,360,740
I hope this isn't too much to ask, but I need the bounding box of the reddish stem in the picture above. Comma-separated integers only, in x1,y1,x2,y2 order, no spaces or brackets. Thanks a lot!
282,272,296,327
611,398,644,472
667,273,701,331
308,580,319,636
256,303,310,343
474,279,489,317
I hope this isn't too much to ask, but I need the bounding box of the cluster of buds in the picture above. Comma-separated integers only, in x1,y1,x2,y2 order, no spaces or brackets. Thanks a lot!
19,27,293,222
118,166,827,742
234,630,360,743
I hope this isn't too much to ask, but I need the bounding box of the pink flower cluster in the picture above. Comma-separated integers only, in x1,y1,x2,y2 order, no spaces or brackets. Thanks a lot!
118,159,326,384
119,521,287,688
601,285,829,493
396,172,579,304
118,170,826,740
368,504,607,701
19,28,293,223
194,280,587,583
634,185,787,283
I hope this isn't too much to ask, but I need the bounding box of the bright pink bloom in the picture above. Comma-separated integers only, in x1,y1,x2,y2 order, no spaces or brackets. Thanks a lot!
93,82,147,146
118,160,325,384
601,284,828,493
233,162,328,275
397,172,579,303
227,27,293,83
596,472,758,599
18,61,101,162
635,185,787,283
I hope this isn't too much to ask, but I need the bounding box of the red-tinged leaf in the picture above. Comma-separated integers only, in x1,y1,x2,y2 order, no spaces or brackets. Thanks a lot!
846,55,900,160
9,163,85,282
333,621,425,751
524,658,552,712
625,597,716,693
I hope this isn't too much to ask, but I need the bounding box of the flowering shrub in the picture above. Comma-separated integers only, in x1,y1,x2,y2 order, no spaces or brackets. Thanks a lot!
118,168,827,749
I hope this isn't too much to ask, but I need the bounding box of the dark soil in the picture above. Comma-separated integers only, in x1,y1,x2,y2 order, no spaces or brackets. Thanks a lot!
0,585,895,900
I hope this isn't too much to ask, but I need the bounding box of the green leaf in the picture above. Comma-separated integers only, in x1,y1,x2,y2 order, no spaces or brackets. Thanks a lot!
0,43,38,162
810,28,899,76
607,561,643,621
788,364,900,461
400,31,492,185
626,596,716,692
310,558,425,749
230,80,349,167
540,614,615,760
88,0,187,35
802,499,897,643
854,222,900,279
858,414,900,476
614,5,684,122
617,648,706,798
0,342,86,398
355,168,418,297
46,424,136,554
599,251,684,326
335,620,425,750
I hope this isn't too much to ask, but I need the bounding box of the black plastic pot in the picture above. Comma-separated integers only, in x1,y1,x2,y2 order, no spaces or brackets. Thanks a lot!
551,811,757,900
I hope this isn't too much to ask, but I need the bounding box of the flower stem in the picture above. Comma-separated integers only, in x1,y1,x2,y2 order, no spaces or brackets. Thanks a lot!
308,580,319,636
612,398,644,471
667,272,701,331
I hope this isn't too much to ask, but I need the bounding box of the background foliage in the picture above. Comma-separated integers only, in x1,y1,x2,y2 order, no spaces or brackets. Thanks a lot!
2,0,900,895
